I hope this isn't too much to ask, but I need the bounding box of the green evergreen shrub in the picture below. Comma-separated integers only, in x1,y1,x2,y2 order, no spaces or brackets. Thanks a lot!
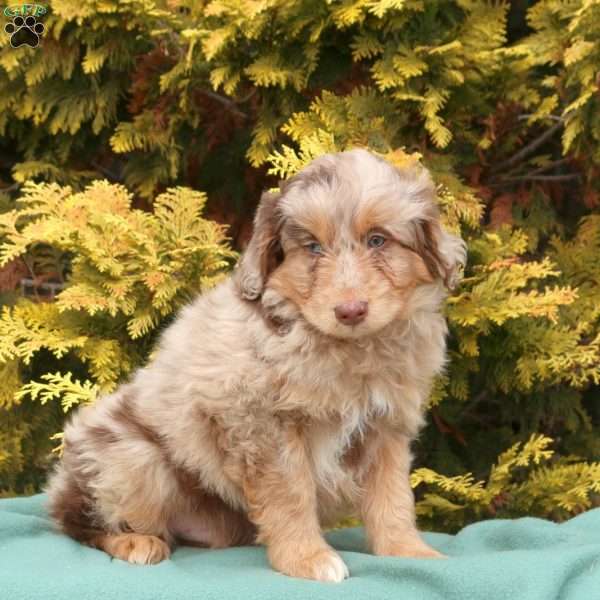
0,0,598,529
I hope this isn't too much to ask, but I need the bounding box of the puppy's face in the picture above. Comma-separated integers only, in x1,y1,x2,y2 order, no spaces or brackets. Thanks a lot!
237,149,466,339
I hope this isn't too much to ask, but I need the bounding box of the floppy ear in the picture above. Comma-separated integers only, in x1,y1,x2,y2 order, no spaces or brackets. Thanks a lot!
416,218,467,291
235,190,284,300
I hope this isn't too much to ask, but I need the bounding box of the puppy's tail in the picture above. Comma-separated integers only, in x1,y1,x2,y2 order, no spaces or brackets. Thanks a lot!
46,465,104,547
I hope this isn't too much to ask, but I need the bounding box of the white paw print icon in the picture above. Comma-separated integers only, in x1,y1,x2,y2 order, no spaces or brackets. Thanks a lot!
5,15,45,48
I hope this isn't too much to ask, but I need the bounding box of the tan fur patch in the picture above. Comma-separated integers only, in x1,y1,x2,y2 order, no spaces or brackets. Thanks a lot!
352,197,399,240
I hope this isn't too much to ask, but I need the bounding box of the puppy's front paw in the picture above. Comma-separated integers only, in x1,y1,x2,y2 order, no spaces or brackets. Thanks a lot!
271,546,349,582
375,539,445,559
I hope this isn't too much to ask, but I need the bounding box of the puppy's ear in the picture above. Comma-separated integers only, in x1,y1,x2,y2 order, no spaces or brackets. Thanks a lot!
416,218,467,291
236,190,284,300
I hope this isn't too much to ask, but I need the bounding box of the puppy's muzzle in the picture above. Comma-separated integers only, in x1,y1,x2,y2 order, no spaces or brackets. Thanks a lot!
334,301,368,326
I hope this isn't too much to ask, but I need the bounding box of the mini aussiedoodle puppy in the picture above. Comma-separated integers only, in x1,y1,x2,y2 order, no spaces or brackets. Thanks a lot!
46,149,466,582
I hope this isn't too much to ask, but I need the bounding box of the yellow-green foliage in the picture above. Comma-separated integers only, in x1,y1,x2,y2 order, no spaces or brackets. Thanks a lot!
413,434,600,529
0,0,598,529
194,0,509,164
510,1,600,161
0,182,235,492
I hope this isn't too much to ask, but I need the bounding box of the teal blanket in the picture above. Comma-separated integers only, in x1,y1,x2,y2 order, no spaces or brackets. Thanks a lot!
1,495,599,599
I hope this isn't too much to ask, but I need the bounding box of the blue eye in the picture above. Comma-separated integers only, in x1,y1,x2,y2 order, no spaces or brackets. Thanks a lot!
367,234,386,249
307,241,323,255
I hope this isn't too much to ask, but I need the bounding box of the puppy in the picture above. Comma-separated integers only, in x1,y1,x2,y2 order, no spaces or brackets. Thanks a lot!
46,149,466,581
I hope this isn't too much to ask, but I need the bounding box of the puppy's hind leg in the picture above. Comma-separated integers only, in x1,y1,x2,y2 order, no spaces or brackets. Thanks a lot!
47,466,172,566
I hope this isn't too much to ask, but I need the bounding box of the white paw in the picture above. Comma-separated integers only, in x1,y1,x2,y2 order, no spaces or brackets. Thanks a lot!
312,550,349,582
272,546,349,582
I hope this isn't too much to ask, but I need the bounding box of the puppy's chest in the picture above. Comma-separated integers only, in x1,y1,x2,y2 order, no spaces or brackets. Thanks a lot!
304,391,389,488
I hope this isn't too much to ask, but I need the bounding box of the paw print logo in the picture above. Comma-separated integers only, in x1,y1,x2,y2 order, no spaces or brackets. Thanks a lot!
5,15,44,48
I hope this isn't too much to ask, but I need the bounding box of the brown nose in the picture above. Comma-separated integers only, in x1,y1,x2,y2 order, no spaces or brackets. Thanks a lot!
334,300,368,326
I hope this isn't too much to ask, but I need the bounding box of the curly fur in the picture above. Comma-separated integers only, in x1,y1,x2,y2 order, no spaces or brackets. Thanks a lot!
46,149,466,581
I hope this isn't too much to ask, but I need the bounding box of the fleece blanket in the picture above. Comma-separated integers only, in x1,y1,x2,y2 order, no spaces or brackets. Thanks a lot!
0,495,599,600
